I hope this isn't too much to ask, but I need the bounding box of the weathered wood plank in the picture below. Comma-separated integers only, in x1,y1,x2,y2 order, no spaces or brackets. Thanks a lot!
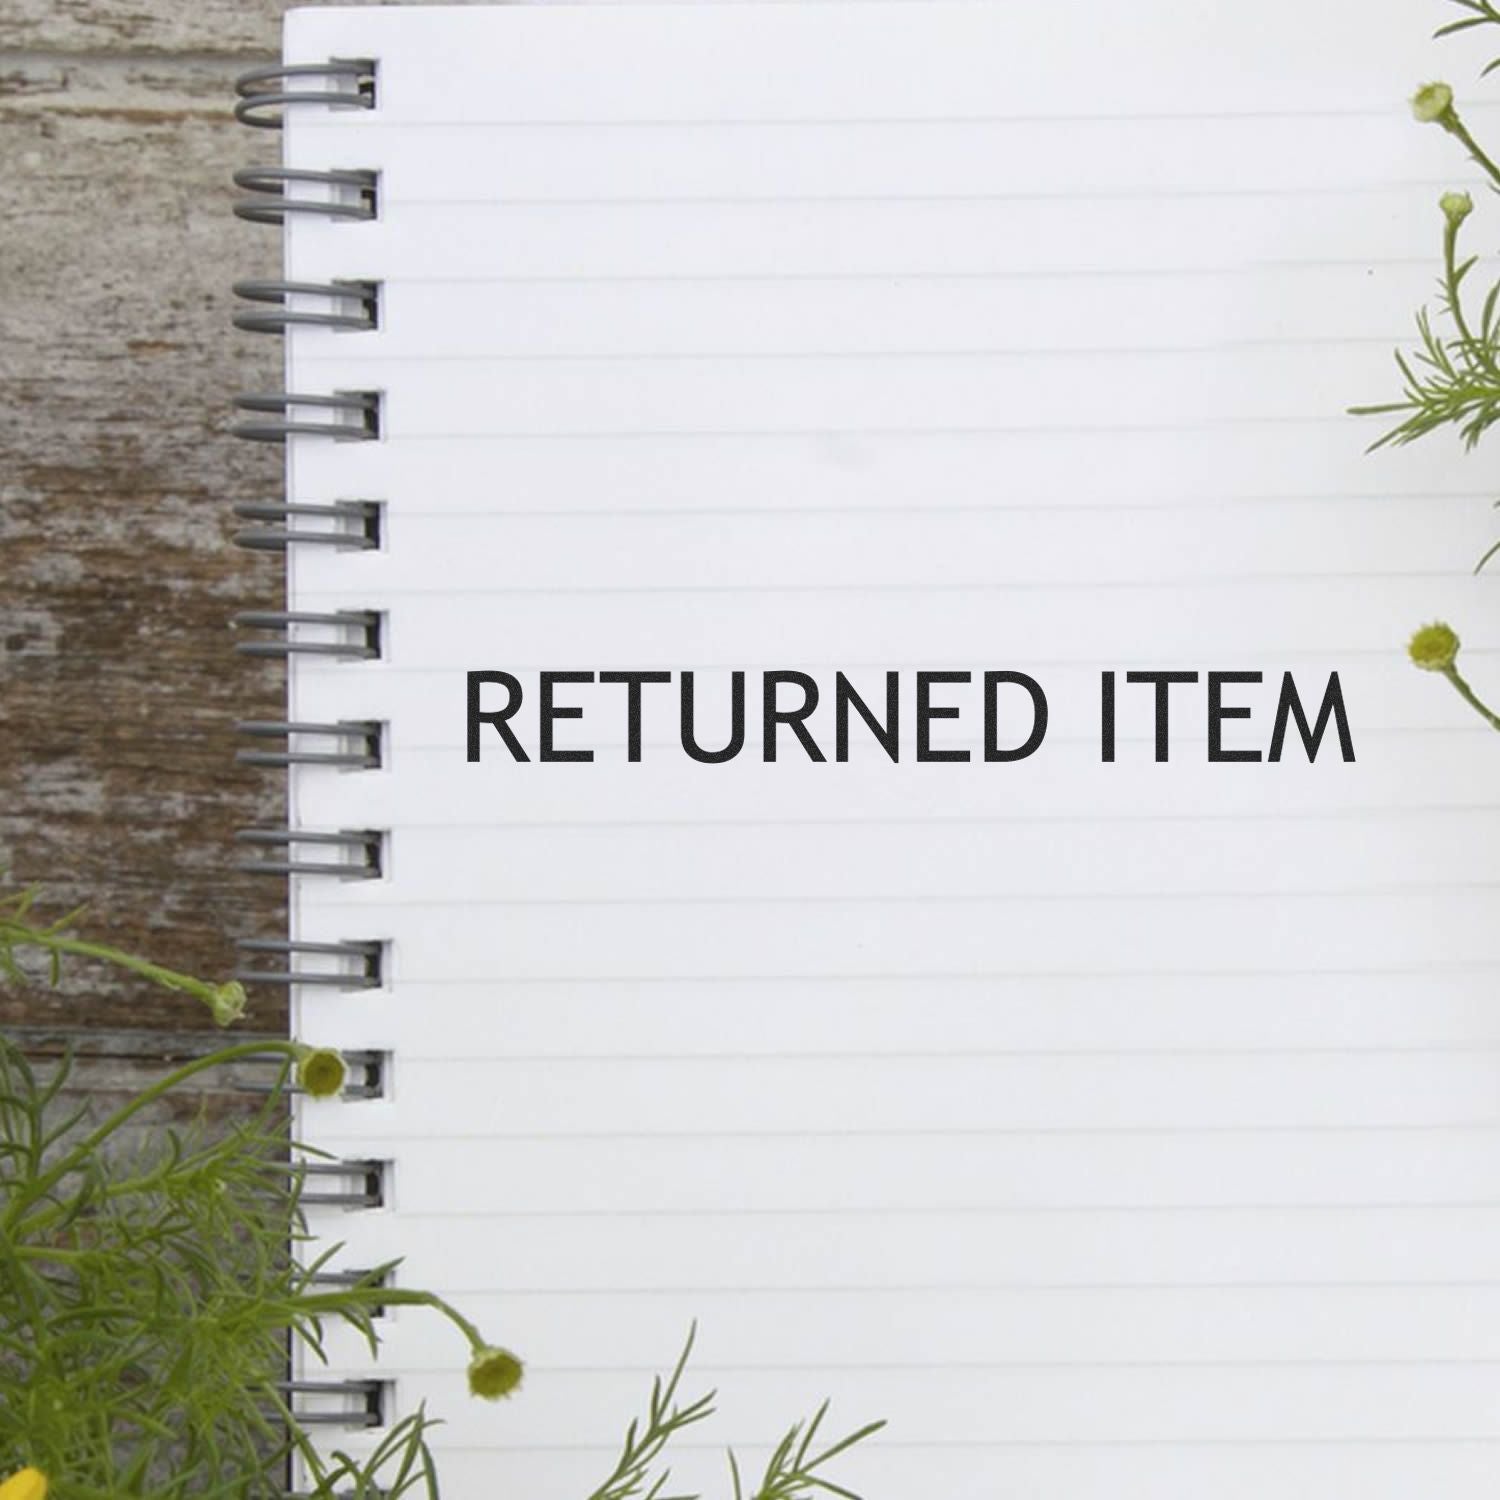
0,0,473,60
0,58,289,1032
0,0,543,61
0,2,282,57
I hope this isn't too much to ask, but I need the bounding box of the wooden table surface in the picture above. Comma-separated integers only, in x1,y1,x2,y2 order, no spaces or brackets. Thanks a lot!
1,1,300,1039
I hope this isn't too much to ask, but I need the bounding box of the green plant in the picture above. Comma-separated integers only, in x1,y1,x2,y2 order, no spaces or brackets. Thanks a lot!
0,893,883,1498
1352,184,1500,455
1353,0,1500,728
0,888,521,1499
586,1328,884,1500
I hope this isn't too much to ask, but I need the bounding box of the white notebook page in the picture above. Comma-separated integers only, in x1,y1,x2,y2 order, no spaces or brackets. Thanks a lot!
276,4,1500,1494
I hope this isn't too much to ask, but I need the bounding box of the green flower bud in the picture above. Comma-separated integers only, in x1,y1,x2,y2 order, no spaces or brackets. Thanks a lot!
467,1345,524,1400
294,1045,347,1100
1408,621,1460,672
208,981,247,1027
1412,81,1456,125
1441,190,1474,226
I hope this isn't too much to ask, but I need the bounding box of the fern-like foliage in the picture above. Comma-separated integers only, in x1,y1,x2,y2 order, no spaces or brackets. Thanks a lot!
728,1403,886,1500
1352,203,1500,451
0,895,487,1499
1437,0,1500,70
0,1039,294,1496
586,1329,884,1500
586,1326,716,1500
0,1037,450,1499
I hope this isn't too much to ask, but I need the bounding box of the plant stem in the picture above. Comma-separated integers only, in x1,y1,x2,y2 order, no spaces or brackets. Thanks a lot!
1445,110,1500,192
292,1287,486,1350
1443,663,1500,730
1443,218,1481,348
1,1041,303,1234
0,922,241,1022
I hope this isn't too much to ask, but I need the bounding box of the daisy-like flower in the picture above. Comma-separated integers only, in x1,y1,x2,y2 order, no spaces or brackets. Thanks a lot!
0,1468,47,1500
1408,621,1460,672
294,1045,348,1100
467,1345,525,1400
1412,81,1456,125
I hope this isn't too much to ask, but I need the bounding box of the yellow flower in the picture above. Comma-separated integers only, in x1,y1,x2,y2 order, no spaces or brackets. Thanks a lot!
294,1045,347,1100
0,1468,47,1500
1412,81,1456,125
1408,621,1460,672
467,1345,524,1400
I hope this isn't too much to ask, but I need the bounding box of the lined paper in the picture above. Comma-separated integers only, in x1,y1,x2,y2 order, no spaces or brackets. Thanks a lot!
277,4,1500,1495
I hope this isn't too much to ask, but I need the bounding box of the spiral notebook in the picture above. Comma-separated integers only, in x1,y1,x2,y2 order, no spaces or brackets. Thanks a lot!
228,3,1500,1495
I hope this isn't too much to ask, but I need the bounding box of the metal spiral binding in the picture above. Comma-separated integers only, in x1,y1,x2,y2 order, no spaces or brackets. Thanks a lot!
235,719,383,769
235,938,385,990
233,279,379,334
232,500,382,552
232,610,382,659
233,391,380,443
234,166,379,224
280,1380,386,1428
234,59,377,129
299,1159,388,1209
235,828,384,879
234,57,389,1448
